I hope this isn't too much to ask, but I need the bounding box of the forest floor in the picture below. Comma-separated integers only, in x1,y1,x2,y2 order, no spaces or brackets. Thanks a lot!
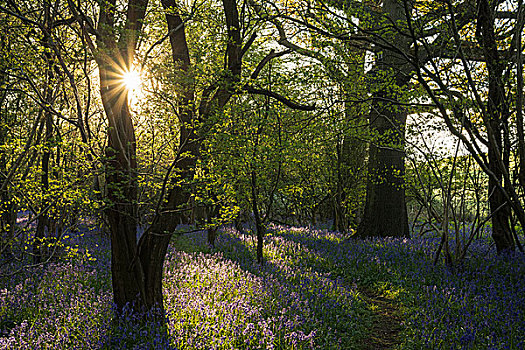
0,222,524,349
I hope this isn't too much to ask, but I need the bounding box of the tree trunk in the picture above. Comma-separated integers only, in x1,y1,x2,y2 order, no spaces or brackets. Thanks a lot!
357,94,410,238
99,61,145,310
333,142,347,232
206,202,219,247
0,60,15,257
124,0,199,316
251,169,265,264
0,120,15,257
94,0,155,313
93,0,244,316
33,107,53,263
477,0,514,252
161,0,199,223
357,0,411,238
137,214,175,315
34,17,55,263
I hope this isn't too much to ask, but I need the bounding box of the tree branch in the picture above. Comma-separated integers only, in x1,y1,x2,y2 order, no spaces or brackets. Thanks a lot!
244,84,315,111
250,48,291,80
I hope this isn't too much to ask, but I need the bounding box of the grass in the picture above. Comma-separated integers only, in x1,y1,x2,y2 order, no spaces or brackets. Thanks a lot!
0,223,524,349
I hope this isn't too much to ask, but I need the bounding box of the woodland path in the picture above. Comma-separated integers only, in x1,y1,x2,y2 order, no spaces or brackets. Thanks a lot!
358,286,403,350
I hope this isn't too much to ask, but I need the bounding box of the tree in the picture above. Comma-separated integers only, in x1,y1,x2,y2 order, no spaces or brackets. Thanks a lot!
356,0,412,238
89,0,148,312
32,0,61,263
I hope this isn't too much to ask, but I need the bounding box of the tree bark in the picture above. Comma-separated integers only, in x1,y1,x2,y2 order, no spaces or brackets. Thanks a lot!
100,61,145,310
477,0,514,252
33,103,53,263
161,0,199,224
95,0,149,312
357,0,411,238
251,169,265,264
34,6,56,263
0,82,16,258
357,90,410,238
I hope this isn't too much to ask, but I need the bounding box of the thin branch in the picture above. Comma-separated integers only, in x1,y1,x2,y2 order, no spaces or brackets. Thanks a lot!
244,85,315,111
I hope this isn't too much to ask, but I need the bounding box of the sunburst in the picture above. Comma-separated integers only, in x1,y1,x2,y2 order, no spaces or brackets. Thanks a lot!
122,69,141,91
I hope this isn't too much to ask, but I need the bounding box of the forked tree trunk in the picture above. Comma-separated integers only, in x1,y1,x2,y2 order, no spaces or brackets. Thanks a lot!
132,0,201,314
93,0,195,314
112,0,242,314
93,0,246,315
94,0,149,312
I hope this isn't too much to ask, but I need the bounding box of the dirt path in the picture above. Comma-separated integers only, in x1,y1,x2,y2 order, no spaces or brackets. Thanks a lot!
358,287,403,350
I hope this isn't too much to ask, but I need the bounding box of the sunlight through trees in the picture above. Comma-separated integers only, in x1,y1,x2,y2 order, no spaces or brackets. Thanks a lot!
0,0,524,348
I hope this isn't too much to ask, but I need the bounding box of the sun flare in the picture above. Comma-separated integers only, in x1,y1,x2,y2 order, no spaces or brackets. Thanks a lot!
122,69,141,91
